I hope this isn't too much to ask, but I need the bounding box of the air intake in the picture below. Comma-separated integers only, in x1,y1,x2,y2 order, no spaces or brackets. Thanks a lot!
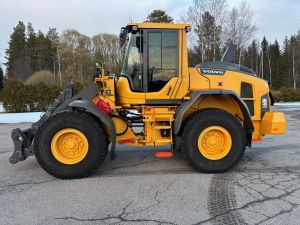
241,82,253,98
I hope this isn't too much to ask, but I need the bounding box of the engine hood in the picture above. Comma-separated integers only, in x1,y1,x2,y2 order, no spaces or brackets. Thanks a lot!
196,61,256,77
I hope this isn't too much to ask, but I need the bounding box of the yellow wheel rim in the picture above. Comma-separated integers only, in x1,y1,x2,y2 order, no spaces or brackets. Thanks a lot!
198,126,232,160
51,128,89,165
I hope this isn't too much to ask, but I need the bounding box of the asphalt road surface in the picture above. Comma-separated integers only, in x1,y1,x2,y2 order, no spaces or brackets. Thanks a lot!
0,105,299,225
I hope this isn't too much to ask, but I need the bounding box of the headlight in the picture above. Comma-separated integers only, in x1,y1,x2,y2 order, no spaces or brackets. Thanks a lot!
262,98,268,109
261,93,270,118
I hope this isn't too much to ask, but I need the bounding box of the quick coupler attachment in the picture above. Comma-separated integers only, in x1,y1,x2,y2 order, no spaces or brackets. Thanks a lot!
9,128,34,164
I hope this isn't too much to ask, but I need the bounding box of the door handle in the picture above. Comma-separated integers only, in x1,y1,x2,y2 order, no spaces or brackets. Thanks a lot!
167,86,172,96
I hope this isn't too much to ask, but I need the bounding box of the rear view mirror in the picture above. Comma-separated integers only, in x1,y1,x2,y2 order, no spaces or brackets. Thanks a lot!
119,27,128,47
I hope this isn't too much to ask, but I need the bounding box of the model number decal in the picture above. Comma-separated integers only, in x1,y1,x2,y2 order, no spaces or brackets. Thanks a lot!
200,69,226,75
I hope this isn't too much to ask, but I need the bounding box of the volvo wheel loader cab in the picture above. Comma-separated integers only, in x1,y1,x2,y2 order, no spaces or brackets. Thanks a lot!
9,23,287,179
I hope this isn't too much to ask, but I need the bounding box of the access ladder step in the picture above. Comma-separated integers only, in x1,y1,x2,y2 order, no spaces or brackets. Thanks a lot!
155,138,172,144
155,126,171,129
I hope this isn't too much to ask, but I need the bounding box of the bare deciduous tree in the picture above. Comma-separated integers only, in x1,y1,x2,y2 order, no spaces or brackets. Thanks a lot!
184,0,227,62
59,31,122,85
223,1,256,64
92,33,123,74
208,0,227,60
59,30,93,84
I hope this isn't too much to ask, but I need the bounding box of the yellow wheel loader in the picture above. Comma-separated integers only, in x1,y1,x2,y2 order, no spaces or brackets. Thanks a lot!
9,23,286,179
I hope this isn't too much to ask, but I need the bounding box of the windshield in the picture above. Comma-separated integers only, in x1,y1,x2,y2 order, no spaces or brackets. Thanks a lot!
121,32,143,91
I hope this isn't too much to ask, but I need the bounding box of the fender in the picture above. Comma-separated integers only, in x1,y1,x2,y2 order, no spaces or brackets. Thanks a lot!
10,83,100,164
173,90,254,146
53,83,99,114
69,100,117,160
31,83,99,134
9,83,118,165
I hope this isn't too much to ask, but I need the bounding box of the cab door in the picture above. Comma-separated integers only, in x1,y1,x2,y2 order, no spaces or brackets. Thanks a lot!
143,29,182,104
117,29,146,106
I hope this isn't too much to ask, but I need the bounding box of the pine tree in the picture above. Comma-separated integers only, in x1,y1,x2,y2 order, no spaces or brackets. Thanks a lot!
26,22,37,74
260,37,269,80
195,11,221,62
46,28,59,83
290,35,298,90
269,40,283,88
35,30,53,71
250,41,259,73
144,10,174,23
0,66,4,90
282,36,291,87
5,21,30,80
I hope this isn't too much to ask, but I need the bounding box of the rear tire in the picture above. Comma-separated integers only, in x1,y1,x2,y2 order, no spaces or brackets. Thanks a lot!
182,109,246,173
35,110,107,179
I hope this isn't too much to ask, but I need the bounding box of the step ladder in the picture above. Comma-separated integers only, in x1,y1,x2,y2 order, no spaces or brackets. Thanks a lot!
143,107,175,158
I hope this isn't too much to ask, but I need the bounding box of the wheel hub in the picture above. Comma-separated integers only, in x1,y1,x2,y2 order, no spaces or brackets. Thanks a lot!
51,128,89,164
198,126,232,160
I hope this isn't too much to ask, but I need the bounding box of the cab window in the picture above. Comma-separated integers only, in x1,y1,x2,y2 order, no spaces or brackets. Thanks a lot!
147,30,178,92
121,31,143,92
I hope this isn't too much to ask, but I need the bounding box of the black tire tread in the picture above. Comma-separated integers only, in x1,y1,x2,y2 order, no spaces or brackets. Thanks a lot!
181,108,246,173
34,110,107,179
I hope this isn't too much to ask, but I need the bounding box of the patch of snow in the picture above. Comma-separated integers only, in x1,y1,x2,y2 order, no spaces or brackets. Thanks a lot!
0,103,4,113
275,102,300,111
280,108,300,111
0,112,44,123
275,102,300,106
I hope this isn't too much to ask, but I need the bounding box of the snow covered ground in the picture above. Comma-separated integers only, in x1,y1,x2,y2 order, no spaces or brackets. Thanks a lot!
0,103,4,113
0,102,44,123
275,102,300,106
274,102,300,111
0,112,43,123
0,102,299,123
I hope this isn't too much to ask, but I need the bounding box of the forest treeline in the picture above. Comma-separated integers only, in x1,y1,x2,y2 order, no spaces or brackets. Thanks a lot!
2,22,122,87
184,0,300,90
1,0,300,111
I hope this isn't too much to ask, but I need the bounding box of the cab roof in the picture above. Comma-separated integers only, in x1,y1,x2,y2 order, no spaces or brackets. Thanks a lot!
127,22,191,30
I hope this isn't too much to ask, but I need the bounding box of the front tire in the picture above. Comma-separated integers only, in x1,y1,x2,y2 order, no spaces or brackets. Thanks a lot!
182,109,246,173
35,110,107,179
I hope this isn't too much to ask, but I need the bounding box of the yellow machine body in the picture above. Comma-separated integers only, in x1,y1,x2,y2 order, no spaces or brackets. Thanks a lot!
94,22,286,148
8,22,288,178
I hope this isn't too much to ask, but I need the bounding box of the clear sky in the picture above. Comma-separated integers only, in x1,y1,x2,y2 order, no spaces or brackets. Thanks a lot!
0,0,300,71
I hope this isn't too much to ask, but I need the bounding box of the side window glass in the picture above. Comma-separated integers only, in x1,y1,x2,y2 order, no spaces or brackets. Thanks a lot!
149,33,162,69
148,31,178,92
121,32,143,92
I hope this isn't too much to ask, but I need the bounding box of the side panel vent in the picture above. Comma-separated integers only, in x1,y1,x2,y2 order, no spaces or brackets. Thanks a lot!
241,82,253,98
241,82,254,116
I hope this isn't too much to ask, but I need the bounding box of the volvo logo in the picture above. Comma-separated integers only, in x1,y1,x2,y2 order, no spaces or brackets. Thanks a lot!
200,69,226,75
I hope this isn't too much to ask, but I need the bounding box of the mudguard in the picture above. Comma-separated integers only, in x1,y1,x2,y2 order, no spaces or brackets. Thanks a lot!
69,100,117,160
9,83,117,164
173,90,254,147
